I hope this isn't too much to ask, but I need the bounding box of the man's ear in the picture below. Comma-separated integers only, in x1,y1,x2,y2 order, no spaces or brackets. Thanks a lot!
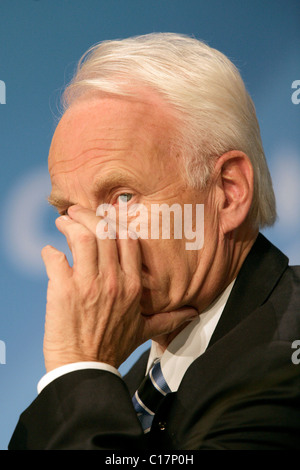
215,150,254,234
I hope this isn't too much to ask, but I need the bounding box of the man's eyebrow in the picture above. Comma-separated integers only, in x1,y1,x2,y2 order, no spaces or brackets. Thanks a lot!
47,173,141,212
47,194,76,212
92,173,139,194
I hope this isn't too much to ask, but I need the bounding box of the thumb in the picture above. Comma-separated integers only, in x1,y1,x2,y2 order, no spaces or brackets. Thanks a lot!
41,245,72,281
142,307,199,341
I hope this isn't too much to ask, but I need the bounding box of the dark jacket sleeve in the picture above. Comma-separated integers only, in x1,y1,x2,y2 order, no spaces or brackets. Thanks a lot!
8,369,146,450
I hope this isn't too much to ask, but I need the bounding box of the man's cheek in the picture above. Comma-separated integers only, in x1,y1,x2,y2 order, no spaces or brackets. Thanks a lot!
183,204,205,251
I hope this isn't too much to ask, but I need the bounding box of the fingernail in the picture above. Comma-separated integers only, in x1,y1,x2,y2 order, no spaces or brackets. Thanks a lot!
58,215,71,222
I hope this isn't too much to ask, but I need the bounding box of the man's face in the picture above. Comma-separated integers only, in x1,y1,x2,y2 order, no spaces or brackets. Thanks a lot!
48,93,218,314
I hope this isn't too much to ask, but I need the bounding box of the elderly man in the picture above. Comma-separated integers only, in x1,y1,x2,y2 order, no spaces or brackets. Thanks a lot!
9,33,300,450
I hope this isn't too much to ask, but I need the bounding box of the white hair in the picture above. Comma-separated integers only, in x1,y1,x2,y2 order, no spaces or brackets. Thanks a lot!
62,32,276,228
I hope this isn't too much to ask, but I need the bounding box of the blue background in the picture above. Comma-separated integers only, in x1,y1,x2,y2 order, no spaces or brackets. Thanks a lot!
0,0,299,450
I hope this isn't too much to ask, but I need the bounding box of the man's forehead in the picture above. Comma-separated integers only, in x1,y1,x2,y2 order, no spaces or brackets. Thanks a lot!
49,95,171,164
54,93,170,138
50,99,139,153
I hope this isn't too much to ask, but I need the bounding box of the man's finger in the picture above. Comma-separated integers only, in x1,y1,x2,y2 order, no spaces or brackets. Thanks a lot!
142,307,199,341
68,204,99,233
68,204,120,272
41,245,72,281
55,215,99,278
117,235,142,278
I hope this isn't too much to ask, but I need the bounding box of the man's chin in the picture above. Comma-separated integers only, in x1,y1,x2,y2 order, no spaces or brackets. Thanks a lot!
141,302,163,317
140,305,158,316
140,288,153,314
140,287,192,317
140,290,166,316
140,298,198,320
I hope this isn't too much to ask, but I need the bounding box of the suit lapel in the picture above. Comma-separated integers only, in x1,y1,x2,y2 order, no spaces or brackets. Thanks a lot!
158,235,290,446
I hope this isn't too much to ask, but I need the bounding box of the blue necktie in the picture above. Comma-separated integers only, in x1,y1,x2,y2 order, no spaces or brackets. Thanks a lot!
132,359,171,433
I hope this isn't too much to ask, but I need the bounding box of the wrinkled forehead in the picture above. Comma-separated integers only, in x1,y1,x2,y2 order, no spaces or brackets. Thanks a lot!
48,93,177,177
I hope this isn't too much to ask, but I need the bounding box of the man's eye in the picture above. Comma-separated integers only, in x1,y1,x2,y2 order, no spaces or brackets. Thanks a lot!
117,193,133,204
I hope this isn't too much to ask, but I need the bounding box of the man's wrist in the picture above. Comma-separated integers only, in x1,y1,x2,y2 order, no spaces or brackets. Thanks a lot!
37,361,121,394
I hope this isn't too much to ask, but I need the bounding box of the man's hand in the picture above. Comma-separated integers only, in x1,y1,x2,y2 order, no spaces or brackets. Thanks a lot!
41,205,198,372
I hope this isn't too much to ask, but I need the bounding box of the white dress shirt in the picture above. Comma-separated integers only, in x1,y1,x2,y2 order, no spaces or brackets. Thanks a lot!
37,280,235,394
145,279,235,391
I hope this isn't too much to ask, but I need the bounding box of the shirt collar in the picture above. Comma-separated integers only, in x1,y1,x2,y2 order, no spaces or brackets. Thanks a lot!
146,279,235,391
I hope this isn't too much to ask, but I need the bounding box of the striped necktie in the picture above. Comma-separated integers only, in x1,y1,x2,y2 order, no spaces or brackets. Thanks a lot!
132,359,171,433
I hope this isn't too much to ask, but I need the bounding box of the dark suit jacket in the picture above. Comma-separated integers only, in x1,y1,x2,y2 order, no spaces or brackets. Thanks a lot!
8,234,300,450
